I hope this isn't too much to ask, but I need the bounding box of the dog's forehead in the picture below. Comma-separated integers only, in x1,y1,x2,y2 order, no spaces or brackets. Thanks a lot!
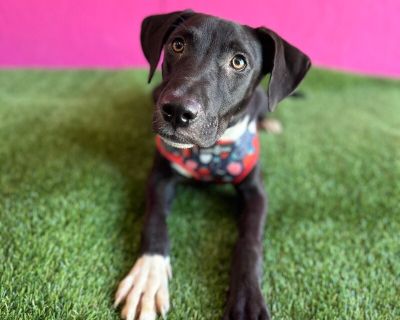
175,14,250,43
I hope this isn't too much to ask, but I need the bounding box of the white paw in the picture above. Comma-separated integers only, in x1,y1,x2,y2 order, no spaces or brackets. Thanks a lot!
259,118,283,134
114,254,172,320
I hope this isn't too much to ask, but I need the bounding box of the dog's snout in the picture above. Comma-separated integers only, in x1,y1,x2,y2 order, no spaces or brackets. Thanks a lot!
161,100,200,128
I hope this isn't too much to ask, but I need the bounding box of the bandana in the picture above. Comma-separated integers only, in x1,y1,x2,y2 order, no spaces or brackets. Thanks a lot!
156,116,259,184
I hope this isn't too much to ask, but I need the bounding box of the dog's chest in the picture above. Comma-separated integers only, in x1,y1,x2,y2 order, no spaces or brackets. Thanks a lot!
156,117,259,184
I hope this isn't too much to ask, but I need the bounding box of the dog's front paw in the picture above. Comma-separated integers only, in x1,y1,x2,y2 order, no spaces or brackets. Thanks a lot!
114,254,172,320
223,285,270,320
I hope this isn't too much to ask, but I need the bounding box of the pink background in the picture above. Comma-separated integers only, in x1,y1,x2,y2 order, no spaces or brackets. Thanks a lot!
1,0,399,77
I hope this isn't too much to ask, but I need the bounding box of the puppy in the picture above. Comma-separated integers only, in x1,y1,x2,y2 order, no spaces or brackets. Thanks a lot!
115,10,311,320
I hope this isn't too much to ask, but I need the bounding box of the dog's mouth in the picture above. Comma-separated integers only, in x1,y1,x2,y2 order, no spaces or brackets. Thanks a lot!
159,135,195,149
154,111,221,149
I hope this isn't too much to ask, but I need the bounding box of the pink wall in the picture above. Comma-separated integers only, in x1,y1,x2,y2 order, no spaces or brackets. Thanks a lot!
0,0,399,77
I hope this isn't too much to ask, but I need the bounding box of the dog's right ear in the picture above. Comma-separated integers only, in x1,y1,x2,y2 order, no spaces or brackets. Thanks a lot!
141,10,194,83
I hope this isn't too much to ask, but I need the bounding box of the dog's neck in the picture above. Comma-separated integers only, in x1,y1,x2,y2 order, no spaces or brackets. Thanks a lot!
226,86,262,130
219,115,252,142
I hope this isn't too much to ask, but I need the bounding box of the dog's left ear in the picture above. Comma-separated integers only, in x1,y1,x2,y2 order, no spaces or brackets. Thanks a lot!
141,10,195,83
255,27,311,112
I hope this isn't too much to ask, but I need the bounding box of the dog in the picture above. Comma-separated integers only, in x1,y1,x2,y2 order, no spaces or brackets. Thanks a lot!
114,10,311,320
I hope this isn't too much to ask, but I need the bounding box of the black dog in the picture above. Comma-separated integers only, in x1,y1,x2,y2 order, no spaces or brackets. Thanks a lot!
115,10,311,320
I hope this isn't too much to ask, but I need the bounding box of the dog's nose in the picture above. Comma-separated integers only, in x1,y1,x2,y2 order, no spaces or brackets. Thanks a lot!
161,101,199,128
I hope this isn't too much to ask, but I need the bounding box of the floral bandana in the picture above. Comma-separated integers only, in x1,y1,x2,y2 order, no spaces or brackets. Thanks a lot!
156,116,259,184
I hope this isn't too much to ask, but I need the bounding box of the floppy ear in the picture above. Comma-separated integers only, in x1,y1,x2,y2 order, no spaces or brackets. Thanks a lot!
255,27,311,112
141,10,194,83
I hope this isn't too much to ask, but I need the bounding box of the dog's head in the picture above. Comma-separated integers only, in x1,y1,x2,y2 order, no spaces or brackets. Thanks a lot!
141,11,311,148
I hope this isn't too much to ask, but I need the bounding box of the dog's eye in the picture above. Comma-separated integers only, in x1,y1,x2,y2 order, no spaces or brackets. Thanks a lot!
230,55,247,71
171,38,185,53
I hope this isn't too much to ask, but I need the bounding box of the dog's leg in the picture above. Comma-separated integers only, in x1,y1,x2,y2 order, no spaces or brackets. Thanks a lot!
115,152,177,320
223,165,270,320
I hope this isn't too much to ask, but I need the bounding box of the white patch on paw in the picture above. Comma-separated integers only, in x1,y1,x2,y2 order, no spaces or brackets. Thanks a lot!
260,118,283,134
114,254,172,320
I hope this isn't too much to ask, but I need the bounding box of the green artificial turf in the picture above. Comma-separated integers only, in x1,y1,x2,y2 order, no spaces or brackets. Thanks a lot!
0,68,399,320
